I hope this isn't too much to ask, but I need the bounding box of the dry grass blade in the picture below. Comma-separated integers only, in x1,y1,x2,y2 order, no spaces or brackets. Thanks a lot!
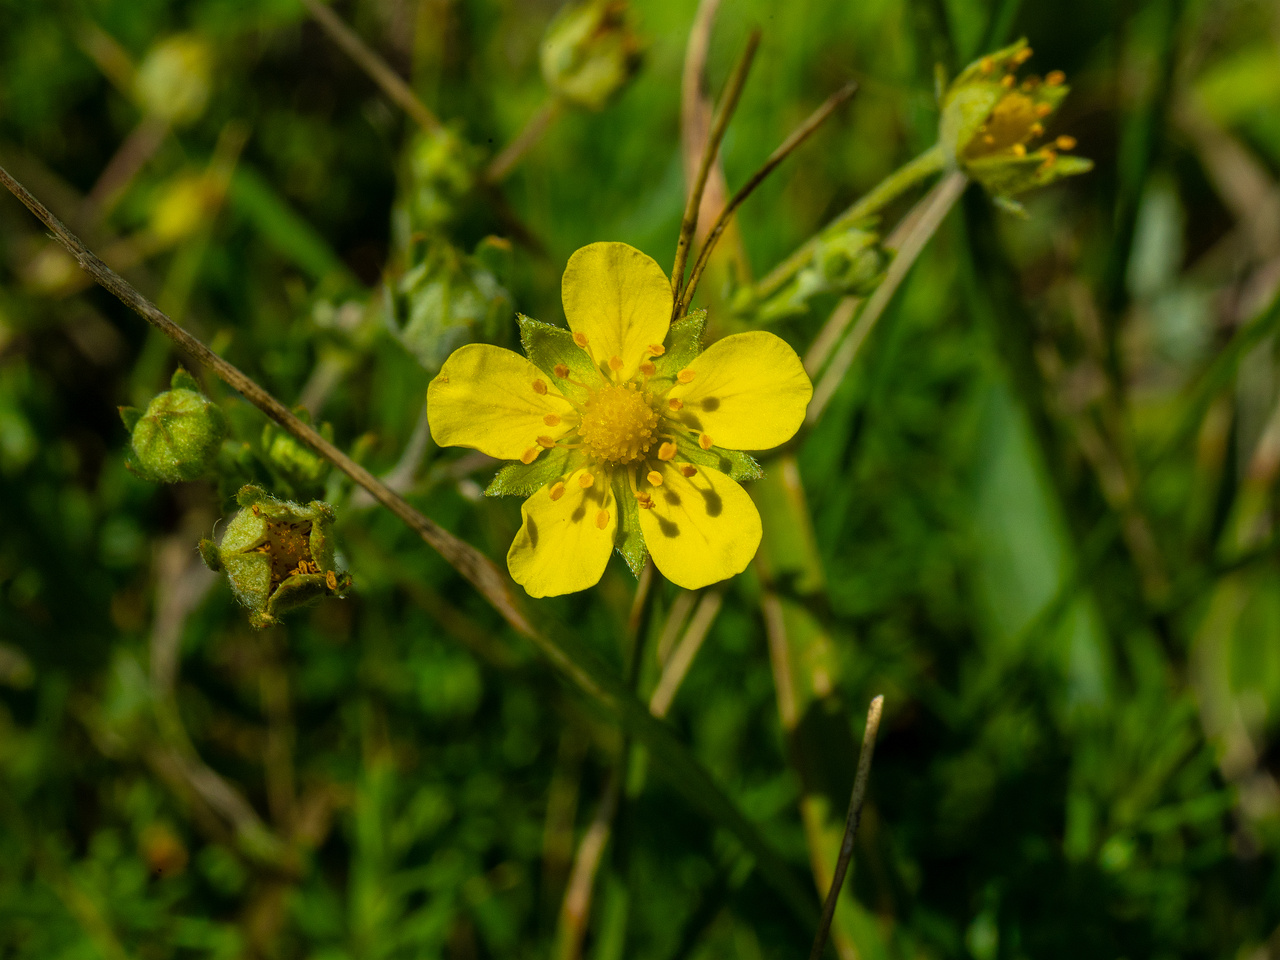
679,80,857,315
671,28,761,312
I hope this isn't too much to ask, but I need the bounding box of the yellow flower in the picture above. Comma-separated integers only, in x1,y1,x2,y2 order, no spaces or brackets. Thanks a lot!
427,241,812,597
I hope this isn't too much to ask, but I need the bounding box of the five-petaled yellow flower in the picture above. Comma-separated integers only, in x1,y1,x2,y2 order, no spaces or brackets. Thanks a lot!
427,242,812,597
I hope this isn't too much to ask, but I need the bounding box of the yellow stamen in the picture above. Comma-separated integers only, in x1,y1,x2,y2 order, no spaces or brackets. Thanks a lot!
579,472,594,488
639,361,656,377
647,343,665,356
608,355,623,372
698,433,713,450
1030,122,1044,137
1036,102,1053,118
1001,74,1015,88
1012,143,1026,157
573,332,589,348
668,398,683,411
647,470,663,486
1045,70,1065,86
532,379,548,395
578,382,660,464
554,363,570,378
596,509,610,530
1055,135,1077,150
677,369,696,384
980,57,994,74
550,482,566,501
658,442,677,461
537,435,556,448
521,447,539,465
1013,47,1033,65
680,465,697,478
544,414,561,426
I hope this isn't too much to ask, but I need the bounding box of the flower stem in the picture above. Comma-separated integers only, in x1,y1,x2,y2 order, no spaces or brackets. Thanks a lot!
485,96,564,183
755,143,947,300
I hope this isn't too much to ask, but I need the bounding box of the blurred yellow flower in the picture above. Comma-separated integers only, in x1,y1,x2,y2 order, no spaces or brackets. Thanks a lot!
428,241,812,596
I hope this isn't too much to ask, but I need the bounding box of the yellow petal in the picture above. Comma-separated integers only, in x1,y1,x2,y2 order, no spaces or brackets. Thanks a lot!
666,331,811,450
428,343,571,460
638,462,761,589
508,468,618,597
561,242,672,379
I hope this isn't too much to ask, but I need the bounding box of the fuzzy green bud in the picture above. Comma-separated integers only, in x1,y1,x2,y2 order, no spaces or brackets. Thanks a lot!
540,0,642,111
261,420,331,493
387,237,513,373
121,368,227,483
134,34,213,125
199,485,351,628
745,224,888,322
939,39,1092,212
393,126,482,241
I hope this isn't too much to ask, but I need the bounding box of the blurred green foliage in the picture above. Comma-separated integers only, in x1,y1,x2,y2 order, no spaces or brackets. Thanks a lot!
2,0,1280,958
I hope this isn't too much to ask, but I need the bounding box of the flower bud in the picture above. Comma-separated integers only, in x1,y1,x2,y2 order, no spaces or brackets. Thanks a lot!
199,485,351,628
134,34,213,125
387,238,513,373
939,39,1091,210
540,0,643,111
121,368,227,483
748,225,888,322
261,419,331,494
150,173,216,246
393,126,482,240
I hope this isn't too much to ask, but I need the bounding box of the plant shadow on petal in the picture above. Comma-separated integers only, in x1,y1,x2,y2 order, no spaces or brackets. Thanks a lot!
699,485,722,518
700,396,720,411
657,515,679,538
527,516,539,547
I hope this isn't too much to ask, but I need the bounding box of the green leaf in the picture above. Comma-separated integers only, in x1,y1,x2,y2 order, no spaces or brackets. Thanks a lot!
611,472,648,576
484,445,580,497
670,431,763,483
518,314,603,398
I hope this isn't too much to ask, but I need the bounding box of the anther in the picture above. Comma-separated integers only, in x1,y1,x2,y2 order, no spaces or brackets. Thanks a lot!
596,509,610,530
639,361,656,377
680,465,697,478
554,363,570,378
1045,70,1065,86
1012,143,1026,157
252,504,261,515
1013,47,1033,64
677,369,696,384
537,435,556,448
658,442,677,461
698,433,713,450
579,472,595,488
1001,74,1015,88
980,57,994,74
544,414,561,426
549,482,566,501
668,398,683,410
647,470,663,486
573,332,590,348
533,379,548,395
1030,122,1044,137
647,343,666,356
521,447,539,465
609,355,623,371
1036,102,1053,117
326,570,338,590
1055,135,1077,150
1022,76,1041,90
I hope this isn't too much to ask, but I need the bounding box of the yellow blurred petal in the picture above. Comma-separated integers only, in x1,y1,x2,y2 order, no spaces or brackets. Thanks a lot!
428,344,571,460
508,468,617,597
561,242,672,378
666,331,811,450
638,462,761,589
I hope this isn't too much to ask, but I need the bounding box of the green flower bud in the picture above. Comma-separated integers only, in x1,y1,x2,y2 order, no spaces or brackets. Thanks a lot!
745,224,889,322
199,485,351,628
393,126,482,241
540,0,643,111
939,39,1092,211
261,419,331,493
387,238,513,373
134,34,213,126
121,368,227,483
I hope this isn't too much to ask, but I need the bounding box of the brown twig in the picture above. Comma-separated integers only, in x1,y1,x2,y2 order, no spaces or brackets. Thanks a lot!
671,28,760,313
300,0,441,133
680,0,729,250
485,97,564,183
648,591,721,718
679,80,857,315
807,695,884,960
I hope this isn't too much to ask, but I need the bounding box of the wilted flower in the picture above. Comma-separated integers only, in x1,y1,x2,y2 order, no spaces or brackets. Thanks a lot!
120,368,227,483
540,0,642,110
940,39,1091,210
427,241,812,596
134,34,212,125
199,485,351,628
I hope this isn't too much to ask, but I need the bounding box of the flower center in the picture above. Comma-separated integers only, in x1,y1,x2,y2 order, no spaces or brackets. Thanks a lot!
578,382,659,464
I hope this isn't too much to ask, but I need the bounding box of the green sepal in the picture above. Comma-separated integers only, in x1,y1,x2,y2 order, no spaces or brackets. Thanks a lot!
518,314,603,398
649,309,706,389
170,367,201,392
119,406,142,431
485,446,581,497
197,537,221,571
968,152,1093,201
671,432,763,483
611,473,648,577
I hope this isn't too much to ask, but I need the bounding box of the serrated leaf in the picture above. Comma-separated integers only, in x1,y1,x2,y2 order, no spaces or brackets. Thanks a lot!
518,314,604,398
485,445,581,497
670,431,763,482
611,473,648,576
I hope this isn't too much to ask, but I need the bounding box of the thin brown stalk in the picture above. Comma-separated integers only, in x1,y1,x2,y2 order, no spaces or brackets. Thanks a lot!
671,29,761,312
807,695,885,960
648,591,722,718
300,0,441,133
485,97,564,183
680,0,728,248
555,770,622,960
679,80,857,315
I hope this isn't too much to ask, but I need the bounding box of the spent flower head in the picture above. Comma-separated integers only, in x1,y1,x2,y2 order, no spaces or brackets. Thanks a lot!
940,39,1091,211
199,485,351,628
427,242,812,597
